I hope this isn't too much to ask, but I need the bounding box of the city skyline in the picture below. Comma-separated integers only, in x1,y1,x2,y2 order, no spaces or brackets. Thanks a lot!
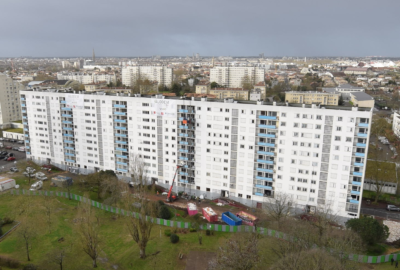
1,0,399,57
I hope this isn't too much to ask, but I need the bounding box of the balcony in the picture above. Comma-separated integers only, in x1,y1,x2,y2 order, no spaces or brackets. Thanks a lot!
179,133,188,137
26,152,31,155
179,117,185,121
25,146,30,149
61,107,72,111
255,184,272,190
63,134,73,137
24,134,29,137
115,140,127,145
24,128,28,131
257,151,274,156
254,192,264,196
114,126,127,131
114,119,127,123
179,109,188,113
256,176,273,181
353,172,363,176
355,153,365,157
179,179,189,183
259,115,277,120
60,100,66,104
258,142,275,147
61,114,72,118
62,120,73,124
21,104,26,107
354,162,364,166
117,161,128,166
179,157,189,161
259,125,276,129
352,181,362,186
116,147,128,152
356,143,366,147
114,111,126,116
21,97,25,101
116,154,128,159
25,140,29,143
64,146,74,150
179,149,189,153
357,133,368,137
63,127,73,131
22,110,26,113
23,122,28,125
22,116,27,119
358,123,369,127
179,125,188,129
258,133,276,138
256,168,273,173
257,159,274,164
113,104,126,108
64,140,74,144
349,199,359,204
351,190,361,195
65,153,75,157
179,141,189,145
115,133,127,138
65,158,75,163
179,172,188,176
116,168,128,172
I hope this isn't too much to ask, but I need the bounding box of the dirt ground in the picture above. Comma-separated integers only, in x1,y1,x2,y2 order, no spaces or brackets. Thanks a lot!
185,251,215,270
146,187,259,224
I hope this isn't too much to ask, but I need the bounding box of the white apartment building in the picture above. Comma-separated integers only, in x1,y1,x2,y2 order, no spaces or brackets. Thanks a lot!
20,89,372,221
210,67,265,88
57,72,117,84
393,112,400,138
0,73,25,128
121,66,173,87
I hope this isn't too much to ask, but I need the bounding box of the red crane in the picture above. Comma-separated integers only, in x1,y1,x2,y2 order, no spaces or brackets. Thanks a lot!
166,164,182,202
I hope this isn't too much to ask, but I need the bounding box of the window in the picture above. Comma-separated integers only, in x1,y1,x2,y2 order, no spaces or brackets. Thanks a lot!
281,113,286,117
315,134,320,139
316,115,322,120
294,123,299,128
246,195,251,199
295,113,300,118
310,189,316,193
316,125,321,129
336,127,342,131
311,180,316,184
346,137,352,142
290,177,295,181
335,136,341,141
293,141,298,146
281,122,286,127
293,132,298,137
338,117,343,121
314,144,319,148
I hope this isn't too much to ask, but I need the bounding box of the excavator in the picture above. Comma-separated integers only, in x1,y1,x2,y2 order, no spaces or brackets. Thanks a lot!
166,164,182,202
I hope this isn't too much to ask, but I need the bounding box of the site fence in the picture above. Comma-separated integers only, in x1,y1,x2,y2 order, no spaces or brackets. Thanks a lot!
7,189,398,264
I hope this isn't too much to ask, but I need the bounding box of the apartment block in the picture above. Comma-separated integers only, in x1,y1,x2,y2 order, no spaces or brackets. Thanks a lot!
209,88,249,100
121,66,173,87
20,90,372,220
393,112,400,138
57,72,117,85
0,73,25,128
210,67,265,88
285,91,340,105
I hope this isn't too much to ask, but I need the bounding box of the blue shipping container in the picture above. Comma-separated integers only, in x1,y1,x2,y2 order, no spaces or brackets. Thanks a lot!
221,211,242,226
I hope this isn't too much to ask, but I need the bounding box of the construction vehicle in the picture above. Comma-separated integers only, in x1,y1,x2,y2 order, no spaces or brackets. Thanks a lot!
166,164,182,202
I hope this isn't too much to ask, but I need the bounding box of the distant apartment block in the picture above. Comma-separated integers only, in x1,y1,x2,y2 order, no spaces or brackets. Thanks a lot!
393,112,400,138
0,73,25,128
195,81,210,94
323,84,365,100
209,88,249,100
20,89,372,221
57,72,117,84
121,66,173,87
349,92,375,108
344,67,373,76
210,67,265,88
285,91,340,105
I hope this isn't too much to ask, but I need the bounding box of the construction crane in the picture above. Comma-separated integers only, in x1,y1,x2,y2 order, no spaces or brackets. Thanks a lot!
166,164,183,202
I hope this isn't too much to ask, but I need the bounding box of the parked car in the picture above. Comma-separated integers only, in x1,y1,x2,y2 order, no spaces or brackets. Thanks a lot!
26,167,36,172
18,147,25,152
387,205,400,211
12,147,19,151
6,157,15,161
0,156,6,160
0,138,4,141
17,140,24,144
8,153,14,157
29,180,43,191
9,139,16,143
0,151,7,156
35,172,47,179
10,167,18,172
5,146,12,149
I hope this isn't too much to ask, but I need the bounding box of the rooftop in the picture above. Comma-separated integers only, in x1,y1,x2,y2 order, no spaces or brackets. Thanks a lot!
20,89,373,112
350,91,374,101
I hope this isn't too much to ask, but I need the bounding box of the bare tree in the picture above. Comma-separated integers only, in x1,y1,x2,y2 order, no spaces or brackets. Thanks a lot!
208,233,261,270
263,192,294,228
43,196,55,233
48,249,66,270
125,153,157,259
100,173,128,206
17,220,37,262
78,202,101,268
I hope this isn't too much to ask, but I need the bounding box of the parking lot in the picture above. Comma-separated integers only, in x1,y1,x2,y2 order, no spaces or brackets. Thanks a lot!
0,139,26,172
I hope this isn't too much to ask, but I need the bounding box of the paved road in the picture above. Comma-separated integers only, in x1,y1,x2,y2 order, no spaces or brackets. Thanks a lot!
361,207,400,220
0,140,26,173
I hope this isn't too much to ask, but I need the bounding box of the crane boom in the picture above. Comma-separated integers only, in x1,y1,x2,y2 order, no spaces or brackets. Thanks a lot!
167,165,181,202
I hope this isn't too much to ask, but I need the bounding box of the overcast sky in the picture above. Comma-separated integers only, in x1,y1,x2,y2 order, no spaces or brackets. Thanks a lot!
1,0,399,57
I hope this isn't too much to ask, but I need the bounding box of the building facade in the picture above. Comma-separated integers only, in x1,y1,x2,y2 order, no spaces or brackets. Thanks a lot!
121,66,173,87
285,91,340,105
0,73,25,128
209,88,249,100
20,90,372,220
210,67,265,88
393,112,400,138
57,72,117,85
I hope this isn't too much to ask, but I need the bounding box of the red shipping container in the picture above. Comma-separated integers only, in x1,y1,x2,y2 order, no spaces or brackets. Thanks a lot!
187,203,198,216
202,207,218,222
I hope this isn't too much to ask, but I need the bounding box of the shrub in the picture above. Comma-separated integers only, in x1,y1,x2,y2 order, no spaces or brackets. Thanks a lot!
170,233,180,243
164,229,171,237
158,205,172,219
190,228,197,232
157,200,165,206
2,217,13,225
346,216,389,246
23,264,37,270
0,255,21,268
206,229,211,236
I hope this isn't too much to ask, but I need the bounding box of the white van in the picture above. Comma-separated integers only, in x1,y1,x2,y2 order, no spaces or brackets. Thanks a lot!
18,147,25,152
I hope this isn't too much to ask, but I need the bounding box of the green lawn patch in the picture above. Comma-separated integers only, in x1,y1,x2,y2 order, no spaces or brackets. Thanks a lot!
4,128,23,134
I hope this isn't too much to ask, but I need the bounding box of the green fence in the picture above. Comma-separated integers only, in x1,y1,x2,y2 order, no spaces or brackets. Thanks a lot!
8,189,398,264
